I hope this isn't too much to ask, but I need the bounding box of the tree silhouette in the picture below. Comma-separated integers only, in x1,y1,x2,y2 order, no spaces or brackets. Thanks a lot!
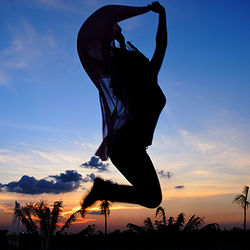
14,200,83,250
154,207,204,232
144,217,155,232
99,200,111,235
15,200,61,250
126,223,145,233
233,185,250,231
174,212,185,231
127,207,205,234
58,208,84,234
183,214,204,232
155,206,167,230
167,216,174,231
14,201,38,234
200,223,221,232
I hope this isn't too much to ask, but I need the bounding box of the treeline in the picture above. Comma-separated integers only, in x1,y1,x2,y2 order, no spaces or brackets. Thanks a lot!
3,200,249,250
1,226,250,250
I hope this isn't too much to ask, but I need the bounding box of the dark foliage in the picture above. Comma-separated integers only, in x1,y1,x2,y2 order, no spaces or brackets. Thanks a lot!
2,229,250,250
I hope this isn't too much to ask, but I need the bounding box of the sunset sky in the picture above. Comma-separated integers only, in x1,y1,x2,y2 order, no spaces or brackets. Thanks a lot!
0,0,250,233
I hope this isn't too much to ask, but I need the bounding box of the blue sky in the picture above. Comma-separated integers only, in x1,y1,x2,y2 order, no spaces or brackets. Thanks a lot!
0,0,250,231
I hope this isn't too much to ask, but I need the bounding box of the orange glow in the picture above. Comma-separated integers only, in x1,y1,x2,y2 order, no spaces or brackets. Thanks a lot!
61,205,142,217
86,205,142,212
0,189,248,231
57,218,96,227
166,190,234,199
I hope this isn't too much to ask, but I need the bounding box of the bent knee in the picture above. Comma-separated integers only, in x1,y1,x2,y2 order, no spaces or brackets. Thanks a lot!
146,193,162,209
140,188,162,209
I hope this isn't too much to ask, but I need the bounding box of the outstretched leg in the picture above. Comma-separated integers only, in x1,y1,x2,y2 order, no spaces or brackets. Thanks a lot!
81,124,162,211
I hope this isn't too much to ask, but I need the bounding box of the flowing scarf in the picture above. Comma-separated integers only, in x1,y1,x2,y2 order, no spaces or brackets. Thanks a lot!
77,5,150,160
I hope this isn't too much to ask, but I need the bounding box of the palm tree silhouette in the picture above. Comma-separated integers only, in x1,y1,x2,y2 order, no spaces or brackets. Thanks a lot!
155,206,167,228
143,217,155,232
15,200,62,250
233,185,250,231
127,206,205,234
99,200,111,235
14,200,84,250
183,214,204,232
58,207,84,233
174,212,185,231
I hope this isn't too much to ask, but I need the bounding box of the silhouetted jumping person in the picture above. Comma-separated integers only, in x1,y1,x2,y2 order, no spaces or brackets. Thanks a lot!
77,2,167,212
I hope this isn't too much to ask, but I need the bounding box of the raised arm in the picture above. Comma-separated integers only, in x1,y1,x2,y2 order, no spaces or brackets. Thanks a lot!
149,2,167,77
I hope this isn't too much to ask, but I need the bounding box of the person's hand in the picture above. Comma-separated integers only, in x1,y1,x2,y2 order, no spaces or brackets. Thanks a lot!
149,1,165,14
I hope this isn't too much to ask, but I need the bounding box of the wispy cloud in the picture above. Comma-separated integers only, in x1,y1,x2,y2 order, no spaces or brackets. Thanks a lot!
149,111,250,199
2,22,55,68
0,139,98,182
81,0,99,8
152,117,250,177
0,21,57,87
0,120,62,133
38,0,73,11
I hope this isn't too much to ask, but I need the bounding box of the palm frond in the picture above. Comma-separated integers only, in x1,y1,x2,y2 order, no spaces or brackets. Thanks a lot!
99,200,111,216
174,212,185,230
233,194,246,208
144,217,155,231
49,201,63,235
154,219,164,231
243,186,249,197
155,206,166,226
183,215,204,232
22,206,38,233
58,210,82,233
126,223,145,233
168,216,174,225
201,223,221,232
15,207,38,234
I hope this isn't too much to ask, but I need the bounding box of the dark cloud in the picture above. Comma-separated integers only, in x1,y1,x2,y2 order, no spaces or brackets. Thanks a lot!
157,170,172,179
80,156,109,172
0,170,88,195
82,173,96,183
50,170,82,183
175,185,185,189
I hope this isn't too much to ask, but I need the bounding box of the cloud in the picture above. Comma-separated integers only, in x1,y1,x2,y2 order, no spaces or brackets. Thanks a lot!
175,185,185,189
80,156,109,172
0,183,4,192
1,23,44,69
157,170,172,179
0,21,57,87
50,170,82,183
0,170,87,194
39,0,68,9
82,173,96,183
